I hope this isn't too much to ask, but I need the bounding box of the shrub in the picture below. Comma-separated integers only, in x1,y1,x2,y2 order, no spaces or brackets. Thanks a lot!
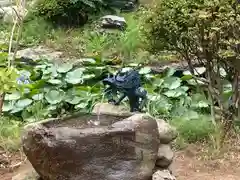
144,0,240,133
33,0,110,27
171,115,215,143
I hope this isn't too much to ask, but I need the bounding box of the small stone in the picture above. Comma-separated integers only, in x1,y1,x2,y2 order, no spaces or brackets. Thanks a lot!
156,119,178,144
167,162,177,176
156,144,174,168
152,170,176,180
92,102,133,117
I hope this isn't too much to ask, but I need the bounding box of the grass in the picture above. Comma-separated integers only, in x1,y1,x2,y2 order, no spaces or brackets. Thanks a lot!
171,115,221,150
0,116,23,152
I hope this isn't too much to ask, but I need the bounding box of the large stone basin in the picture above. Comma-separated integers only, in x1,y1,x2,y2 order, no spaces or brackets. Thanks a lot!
22,110,162,180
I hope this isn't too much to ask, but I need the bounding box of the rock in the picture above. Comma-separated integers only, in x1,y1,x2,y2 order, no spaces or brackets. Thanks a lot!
156,119,178,144
101,15,127,30
16,46,63,62
152,170,176,180
156,144,174,168
2,6,27,23
120,0,139,12
92,102,134,117
167,162,176,176
22,113,161,180
106,0,139,12
0,0,11,7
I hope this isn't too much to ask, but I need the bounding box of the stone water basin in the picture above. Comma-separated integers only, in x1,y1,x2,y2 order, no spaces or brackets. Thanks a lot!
21,112,162,180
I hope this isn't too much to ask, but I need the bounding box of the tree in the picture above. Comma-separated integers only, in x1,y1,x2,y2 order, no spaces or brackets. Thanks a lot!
144,0,240,141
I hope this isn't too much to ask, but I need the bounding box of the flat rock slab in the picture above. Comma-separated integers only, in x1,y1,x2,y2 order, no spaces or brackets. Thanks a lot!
16,46,63,62
22,113,161,180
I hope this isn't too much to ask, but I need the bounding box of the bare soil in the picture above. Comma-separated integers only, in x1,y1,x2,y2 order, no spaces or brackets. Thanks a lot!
1,144,240,180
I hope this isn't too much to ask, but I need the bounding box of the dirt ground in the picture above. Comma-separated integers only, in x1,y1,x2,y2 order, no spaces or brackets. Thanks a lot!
174,144,240,180
1,144,240,180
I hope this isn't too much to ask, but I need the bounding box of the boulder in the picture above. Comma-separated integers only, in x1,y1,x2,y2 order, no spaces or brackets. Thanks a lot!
22,113,161,180
156,144,174,168
156,119,178,144
101,15,127,30
152,170,176,180
0,0,11,7
1,6,27,23
16,46,63,62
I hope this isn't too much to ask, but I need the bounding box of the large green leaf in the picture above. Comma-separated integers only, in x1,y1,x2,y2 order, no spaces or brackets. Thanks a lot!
4,92,21,100
65,68,85,84
2,101,15,112
139,67,151,74
15,99,33,108
181,75,192,81
163,77,182,90
47,79,62,85
57,63,73,73
191,93,210,108
65,96,82,105
164,87,187,98
32,93,44,101
166,67,176,77
45,90,65,104
75,102,88,109
153,78,164,87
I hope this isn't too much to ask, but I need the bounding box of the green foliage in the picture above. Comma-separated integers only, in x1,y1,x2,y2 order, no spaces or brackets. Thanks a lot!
21,16,53,45
2,59,108,121
144,0,240,55
0,116,22,152
0,67,19,94
145,68,210,119
144,0,240,128
33,0,109,26
172,115,215,144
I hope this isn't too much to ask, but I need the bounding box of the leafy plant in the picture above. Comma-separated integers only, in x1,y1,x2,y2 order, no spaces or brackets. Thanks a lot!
2,59,107,120
0,67,19,114
144,68,210,119
33,0,110,27
144,0,240,142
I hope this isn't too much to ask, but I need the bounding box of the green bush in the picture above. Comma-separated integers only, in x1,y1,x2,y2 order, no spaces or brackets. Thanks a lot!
171,115,215,143
144,0,240,56
33,0,109,27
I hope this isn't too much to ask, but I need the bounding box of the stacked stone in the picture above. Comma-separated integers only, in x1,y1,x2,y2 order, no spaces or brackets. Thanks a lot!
152,119,177,180
93,103,178,180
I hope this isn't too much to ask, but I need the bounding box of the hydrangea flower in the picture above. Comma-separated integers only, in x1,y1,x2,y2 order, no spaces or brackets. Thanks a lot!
16,70,31,85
